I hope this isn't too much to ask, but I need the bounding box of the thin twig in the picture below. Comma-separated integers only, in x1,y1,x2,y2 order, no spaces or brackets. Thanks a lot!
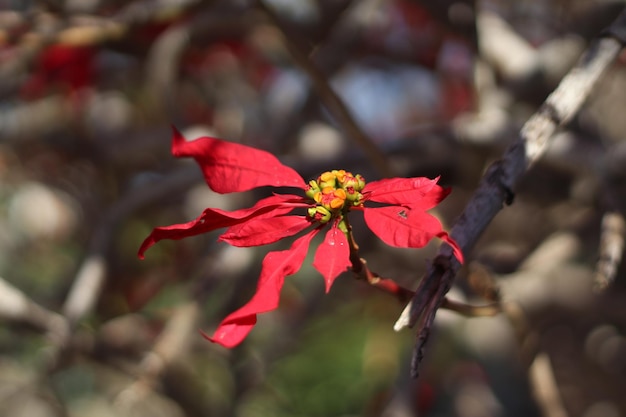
529,353,570,417
503,301,569,417
45,166,204,373
344,214,413,301
255,0,395,178
401,8,626,378
113,302,200,411
0,276,69,344
344,216,496,314
440,298,501,317
593,211,625,291
145,24,192,116
62,166,202,326
353,257,415,303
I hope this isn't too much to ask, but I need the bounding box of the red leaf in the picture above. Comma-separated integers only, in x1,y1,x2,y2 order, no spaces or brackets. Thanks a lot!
219,215,312,247
363,206,445,249
312,223,351,293
363,177,450,209
436,231,464,263
200,317,256,349
172,127,306,193
138,195,309,258
203,229,319,347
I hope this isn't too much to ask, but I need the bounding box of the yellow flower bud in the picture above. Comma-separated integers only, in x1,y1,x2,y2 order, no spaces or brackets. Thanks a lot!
308,206,332,223
319,171,337,189
333,169,347,184
355,174,365,191
330,188,347,209
305,180,320,200
307,170,366,223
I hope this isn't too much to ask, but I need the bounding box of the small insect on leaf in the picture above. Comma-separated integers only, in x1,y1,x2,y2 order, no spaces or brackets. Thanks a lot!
397,209,408,219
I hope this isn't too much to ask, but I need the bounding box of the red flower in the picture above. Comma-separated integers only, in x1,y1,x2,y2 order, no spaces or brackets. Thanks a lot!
138,127,463,347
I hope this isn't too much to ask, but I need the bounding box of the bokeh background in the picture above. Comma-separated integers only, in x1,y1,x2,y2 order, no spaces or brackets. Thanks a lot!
1,0,626,416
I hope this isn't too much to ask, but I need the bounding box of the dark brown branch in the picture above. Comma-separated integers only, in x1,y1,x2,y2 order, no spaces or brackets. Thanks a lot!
402,7,626,378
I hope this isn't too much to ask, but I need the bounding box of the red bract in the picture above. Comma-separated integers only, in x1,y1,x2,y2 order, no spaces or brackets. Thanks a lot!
139,127,463,347
171,128,305,193
21,44,95,100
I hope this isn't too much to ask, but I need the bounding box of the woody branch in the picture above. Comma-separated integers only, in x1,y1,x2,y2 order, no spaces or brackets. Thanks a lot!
400,7,626,378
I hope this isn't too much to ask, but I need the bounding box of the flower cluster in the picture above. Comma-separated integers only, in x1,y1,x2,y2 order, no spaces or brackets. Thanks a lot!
138,127,463,348
305,169,365,223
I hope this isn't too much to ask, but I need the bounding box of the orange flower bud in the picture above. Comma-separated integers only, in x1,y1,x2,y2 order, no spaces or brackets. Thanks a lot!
319,171,337,189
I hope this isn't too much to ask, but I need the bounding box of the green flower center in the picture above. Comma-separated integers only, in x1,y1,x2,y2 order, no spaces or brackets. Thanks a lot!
306,170,365,223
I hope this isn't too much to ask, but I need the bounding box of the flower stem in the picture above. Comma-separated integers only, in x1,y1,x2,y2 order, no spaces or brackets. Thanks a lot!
343,215,412,302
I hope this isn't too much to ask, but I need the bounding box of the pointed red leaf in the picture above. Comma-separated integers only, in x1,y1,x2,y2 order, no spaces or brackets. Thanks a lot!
219,215,312,247
172,127,306,193
203,229,319,347
138,194,309,258
363,177,450,209
312,223,351,293
363,206,446,249
437,231,464,263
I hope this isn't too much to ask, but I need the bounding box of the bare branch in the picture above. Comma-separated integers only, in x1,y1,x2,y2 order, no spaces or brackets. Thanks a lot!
529,353,570,417
593,211,625,291
440,298,501,317
401,8,626,378
114,302,200,411
62,166,201,325
0,276,69,345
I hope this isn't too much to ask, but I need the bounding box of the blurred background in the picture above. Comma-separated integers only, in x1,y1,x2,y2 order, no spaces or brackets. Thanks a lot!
1,0,626,416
